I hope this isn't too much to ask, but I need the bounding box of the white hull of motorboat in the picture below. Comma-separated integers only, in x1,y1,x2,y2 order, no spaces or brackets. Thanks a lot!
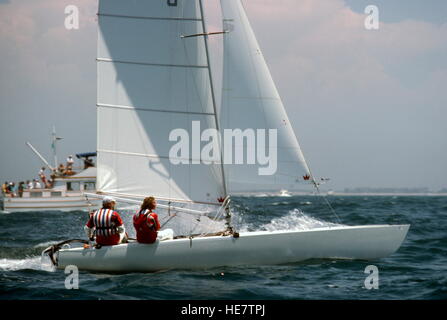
2,196,100,212
55,224,410,272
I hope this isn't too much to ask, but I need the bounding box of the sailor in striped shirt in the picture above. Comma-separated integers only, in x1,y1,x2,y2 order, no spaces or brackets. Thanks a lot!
85,196,127,246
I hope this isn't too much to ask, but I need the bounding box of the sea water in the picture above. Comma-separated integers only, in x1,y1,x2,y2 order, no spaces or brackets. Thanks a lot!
0,195,446,300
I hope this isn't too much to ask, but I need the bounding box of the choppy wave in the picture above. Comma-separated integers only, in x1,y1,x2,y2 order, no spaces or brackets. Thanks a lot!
236,208,341,232
262,209,341,231
33,241,59,249
1,195,446,299
0,256,53,272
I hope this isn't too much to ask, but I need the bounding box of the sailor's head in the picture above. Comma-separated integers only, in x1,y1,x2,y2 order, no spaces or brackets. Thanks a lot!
141,196,157,211
102,196,116,209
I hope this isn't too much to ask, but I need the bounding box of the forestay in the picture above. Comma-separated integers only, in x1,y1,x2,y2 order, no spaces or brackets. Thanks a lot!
97,0,225,205
220,0,312,193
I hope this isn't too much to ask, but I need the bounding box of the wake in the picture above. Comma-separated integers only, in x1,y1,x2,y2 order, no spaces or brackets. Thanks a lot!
237,208,343,232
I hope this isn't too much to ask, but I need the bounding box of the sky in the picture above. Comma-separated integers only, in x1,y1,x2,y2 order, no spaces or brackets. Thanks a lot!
0,0,446,191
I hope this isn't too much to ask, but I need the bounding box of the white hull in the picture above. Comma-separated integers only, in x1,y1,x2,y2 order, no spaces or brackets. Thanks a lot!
2,196,100,212
56,224,409,272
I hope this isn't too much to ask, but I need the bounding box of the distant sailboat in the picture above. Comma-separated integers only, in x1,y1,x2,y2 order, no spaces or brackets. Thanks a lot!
279,189,292,197
44,0,409,272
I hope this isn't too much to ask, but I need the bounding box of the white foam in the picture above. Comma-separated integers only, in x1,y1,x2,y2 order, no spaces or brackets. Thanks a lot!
264,209,341,231
236,208,342,233
0,256,55,272
33,241,59,248
264,209,342,231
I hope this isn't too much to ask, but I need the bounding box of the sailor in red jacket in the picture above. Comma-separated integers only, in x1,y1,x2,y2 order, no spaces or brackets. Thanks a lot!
133,196,161,244
85,196,127,246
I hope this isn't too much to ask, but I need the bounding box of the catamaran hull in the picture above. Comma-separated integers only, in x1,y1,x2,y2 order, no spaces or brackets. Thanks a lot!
55,225,409,272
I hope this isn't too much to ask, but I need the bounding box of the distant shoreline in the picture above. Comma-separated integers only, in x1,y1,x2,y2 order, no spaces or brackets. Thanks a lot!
233,192,447,197
326,192,447,197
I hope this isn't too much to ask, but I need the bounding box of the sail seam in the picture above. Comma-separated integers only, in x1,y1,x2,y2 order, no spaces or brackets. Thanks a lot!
98,149,221,164
97,58,208,69
98,13,202,22
223,96,281,100
97,103,215,116
98,191,221,207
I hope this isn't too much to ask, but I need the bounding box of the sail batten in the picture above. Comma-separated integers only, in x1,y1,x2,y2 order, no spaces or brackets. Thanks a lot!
97,103,216,116
98,13,203,22
97,58,209,69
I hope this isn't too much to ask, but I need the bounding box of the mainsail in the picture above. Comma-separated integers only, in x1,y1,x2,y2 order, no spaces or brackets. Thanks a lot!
220,0,312,193
96,0,225,205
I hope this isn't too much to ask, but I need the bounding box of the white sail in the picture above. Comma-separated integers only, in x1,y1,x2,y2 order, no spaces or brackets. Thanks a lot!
97,0,225,205
220,0,312,193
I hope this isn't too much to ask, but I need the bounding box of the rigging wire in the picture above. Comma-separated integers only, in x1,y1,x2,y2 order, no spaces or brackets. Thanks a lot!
312,179,342,225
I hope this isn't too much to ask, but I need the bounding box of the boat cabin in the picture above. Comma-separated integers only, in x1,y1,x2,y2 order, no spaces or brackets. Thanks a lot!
21,167,97,199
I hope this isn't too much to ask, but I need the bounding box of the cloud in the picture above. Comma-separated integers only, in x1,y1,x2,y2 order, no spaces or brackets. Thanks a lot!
0,0,98,181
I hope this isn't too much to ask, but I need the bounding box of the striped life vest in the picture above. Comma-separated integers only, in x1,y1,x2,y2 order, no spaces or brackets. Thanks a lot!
92,208,118,237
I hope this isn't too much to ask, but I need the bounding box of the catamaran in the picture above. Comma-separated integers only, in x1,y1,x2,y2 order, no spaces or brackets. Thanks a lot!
43,0,409,272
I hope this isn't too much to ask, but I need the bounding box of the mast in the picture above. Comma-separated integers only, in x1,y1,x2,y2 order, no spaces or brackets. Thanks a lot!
198,0,228,198
52,126,58,168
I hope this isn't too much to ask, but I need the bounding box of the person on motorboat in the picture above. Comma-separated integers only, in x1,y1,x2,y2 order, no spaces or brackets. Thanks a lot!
133,196,173,244
1,182,7,195
66,155,74,171
7,182,15,197
83,156,94,169
18,181,25,197
32,179,41,189
39,167,47,187
85,196,127,246
57,163,66,176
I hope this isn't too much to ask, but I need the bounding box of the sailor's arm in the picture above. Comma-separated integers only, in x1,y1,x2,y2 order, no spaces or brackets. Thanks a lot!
84,225,94,240
113,212,126,240
152,213,161,231
85,213,95,240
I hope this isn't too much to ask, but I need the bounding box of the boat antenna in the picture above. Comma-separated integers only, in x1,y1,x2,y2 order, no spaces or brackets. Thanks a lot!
51,126,63,168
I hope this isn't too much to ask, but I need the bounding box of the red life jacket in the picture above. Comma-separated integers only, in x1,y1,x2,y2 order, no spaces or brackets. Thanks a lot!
87,208,123,246
133,209,160,244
